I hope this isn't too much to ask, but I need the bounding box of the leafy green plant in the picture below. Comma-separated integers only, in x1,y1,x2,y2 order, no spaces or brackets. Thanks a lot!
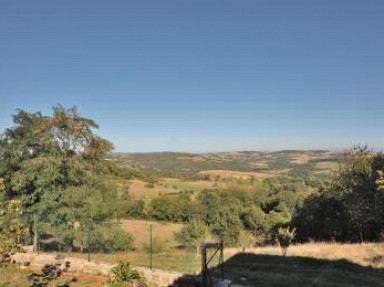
277,227,296,256
175,218,208,254
89,225,135,253
0,200,25,267
109,259,146,287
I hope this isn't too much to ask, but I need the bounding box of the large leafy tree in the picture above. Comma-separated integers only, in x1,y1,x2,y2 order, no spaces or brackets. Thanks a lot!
293,147,384,242
175,218,209,254
0,105,116,250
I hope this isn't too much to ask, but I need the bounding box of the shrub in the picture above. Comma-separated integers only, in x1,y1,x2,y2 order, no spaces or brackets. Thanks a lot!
109,259,147,287
277,227,296,256
175,219,208,254
90,225,135,253
238,230,255,253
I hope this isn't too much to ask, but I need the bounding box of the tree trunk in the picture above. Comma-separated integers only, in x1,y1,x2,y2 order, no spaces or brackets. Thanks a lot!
33,229,38,253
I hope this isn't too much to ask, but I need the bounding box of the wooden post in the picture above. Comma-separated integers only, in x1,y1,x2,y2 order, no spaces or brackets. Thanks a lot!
149,224,153,270
201,244,207,287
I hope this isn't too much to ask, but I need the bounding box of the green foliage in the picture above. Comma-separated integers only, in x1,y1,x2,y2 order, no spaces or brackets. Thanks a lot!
150,193,203,222
0,200,25,265
293,147,384,242
277,227,296,256
238,230,255,252
175,218,208,250
89,225,135,253
0,106,120,250
242,206,268,234
109,259,146,287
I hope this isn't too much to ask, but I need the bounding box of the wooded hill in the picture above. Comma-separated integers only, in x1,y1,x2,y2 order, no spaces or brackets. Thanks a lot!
108,150,342,178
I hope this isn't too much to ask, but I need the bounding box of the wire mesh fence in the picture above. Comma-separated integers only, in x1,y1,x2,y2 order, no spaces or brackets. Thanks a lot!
24,222,225,276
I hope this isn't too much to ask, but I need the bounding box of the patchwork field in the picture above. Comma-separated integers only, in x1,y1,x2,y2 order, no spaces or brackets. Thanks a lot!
110,150,342,178
117,178,227,202
197,169,290,179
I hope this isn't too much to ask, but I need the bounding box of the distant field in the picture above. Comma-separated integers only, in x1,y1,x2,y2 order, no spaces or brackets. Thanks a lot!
120,219,183,248
198,169,290,179
313,161,339,171
117,178,226,202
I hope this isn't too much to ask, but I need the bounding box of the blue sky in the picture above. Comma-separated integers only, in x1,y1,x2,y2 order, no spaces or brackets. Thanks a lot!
0,0,383,152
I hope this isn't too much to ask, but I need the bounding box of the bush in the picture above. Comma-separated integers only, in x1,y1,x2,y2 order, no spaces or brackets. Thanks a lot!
277,227,296,256
175,219,208,254
238,230,255,253
90,225,135,253
109,259,146,287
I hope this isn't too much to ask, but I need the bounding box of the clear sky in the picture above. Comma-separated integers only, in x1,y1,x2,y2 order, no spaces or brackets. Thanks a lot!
0,1,383,152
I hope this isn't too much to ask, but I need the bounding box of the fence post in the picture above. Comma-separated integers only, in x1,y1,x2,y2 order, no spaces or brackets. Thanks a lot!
33,216,39,253
201,244,207,287
149,224,153,270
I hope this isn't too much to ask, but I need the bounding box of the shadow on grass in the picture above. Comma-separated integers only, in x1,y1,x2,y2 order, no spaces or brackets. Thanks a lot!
171,253,384,287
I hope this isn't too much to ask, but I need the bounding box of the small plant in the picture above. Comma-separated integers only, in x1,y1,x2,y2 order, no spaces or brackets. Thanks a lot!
109,258,146,287
277,227,296,256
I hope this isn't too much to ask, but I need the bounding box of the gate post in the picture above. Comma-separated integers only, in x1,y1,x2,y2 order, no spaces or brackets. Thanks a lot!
201,244,207,287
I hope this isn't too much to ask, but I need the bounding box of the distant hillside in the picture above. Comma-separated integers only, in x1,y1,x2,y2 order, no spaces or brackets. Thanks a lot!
108,150,343,178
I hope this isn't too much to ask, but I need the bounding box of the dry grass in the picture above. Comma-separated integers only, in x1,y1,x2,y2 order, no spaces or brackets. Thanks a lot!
198,169,289,179
250,161,269,169
313,161,339,171
227,242,384,268
120,219,183,248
